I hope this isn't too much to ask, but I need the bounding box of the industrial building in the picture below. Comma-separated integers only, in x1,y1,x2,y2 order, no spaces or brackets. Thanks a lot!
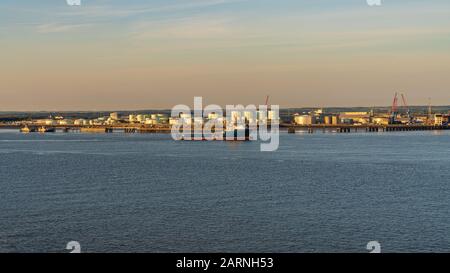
294,115,314,125
434,114,444,126
338,112,371,125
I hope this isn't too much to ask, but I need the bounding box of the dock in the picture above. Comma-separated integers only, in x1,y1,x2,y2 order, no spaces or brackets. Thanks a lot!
1,123,450,134
1,124,173,134
283,124,450,133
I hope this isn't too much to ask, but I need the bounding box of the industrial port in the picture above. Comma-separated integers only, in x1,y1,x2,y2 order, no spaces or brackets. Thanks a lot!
0,94,449,134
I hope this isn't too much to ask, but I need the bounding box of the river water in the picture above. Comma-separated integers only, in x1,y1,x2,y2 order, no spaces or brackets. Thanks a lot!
0,130,449,252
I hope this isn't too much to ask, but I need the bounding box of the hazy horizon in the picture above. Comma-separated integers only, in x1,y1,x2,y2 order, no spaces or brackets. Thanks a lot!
1,0,450,111
1,104,450,114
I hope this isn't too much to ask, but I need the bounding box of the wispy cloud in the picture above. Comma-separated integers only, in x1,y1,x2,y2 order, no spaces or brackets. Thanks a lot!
36,23,91,33
58,0,248,18
131,16,236,40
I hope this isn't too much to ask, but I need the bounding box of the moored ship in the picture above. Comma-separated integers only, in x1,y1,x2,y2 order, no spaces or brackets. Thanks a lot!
38,126,56,133
20,126,36,133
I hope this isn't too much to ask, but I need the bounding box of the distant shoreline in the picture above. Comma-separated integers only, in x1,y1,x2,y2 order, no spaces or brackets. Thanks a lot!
1,105,450,114
0,106,449,121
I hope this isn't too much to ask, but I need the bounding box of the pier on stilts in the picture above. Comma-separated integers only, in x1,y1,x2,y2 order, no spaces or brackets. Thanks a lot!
284,124,450,134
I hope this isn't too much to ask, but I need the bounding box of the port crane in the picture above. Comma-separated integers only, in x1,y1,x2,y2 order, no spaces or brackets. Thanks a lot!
390,92,399,124
427,98,433,125
390,92,411,124
401,93,412,124
263,95,271,122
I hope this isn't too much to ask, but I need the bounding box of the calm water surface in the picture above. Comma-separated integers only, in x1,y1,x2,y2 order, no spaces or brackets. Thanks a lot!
0,130,449,252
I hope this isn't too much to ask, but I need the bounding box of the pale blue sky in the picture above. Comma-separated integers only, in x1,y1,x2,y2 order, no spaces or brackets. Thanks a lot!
1,0,450,110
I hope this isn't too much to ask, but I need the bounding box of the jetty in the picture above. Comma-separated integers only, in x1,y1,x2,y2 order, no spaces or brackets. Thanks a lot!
283,124,450,133
1,123,449,134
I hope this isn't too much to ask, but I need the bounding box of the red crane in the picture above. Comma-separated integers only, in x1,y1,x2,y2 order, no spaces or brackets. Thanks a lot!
390,92,399,124
391,92,398,114
401,93,411,122
401,93,408,109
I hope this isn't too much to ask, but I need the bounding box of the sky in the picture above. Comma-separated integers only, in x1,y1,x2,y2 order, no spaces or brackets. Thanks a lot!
1,0,450,111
